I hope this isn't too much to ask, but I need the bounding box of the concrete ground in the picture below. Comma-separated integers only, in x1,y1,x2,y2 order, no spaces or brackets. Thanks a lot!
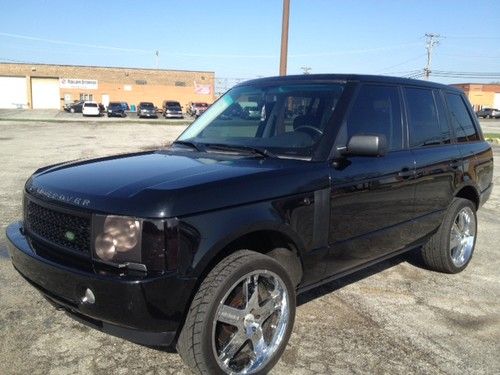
481,118,500,134
0,121,499,375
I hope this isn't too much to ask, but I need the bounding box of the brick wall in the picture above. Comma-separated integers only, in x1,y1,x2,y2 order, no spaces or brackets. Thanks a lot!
451,83,500,110
0,63,215,109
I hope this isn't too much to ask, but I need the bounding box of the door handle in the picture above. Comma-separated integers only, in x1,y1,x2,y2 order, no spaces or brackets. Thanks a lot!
449,160,461,169
398,168,413,179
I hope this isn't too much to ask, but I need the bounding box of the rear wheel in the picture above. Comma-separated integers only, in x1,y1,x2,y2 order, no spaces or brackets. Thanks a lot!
421,198,477,273
177,250,295,374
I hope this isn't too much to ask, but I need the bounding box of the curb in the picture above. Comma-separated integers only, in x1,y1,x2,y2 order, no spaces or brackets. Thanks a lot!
0,118,192,126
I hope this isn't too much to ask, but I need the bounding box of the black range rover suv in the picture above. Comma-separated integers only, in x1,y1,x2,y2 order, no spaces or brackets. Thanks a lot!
7,75,493,374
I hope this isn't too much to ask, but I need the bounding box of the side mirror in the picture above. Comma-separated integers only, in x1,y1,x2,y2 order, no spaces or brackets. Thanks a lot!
342,134,387,157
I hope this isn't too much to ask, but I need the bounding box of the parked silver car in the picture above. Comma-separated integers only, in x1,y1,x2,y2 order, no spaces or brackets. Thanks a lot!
476,108,500,118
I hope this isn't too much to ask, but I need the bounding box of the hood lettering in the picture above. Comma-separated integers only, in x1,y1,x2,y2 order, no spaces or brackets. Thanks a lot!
28,186,91,207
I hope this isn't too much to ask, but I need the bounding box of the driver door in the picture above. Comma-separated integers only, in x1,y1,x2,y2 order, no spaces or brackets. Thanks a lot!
324,84,417,276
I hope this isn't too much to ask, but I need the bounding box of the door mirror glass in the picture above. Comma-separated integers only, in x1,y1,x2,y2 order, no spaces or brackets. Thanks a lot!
343,134,387,157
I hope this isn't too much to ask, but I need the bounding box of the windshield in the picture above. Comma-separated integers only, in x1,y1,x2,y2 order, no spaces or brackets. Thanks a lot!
141,103,154,108
85,103,97,107
178,82,345,158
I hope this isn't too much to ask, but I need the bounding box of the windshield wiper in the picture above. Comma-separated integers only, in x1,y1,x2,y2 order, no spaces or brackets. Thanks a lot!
203,143,277,158
172,140,204,152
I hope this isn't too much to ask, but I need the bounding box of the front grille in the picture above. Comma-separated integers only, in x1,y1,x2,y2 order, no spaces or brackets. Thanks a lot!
26,200,91,255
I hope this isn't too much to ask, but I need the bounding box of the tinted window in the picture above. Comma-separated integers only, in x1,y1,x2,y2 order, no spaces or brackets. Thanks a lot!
405,87,448,147
433,90,451,144
343,84,403,151
445,93,480,142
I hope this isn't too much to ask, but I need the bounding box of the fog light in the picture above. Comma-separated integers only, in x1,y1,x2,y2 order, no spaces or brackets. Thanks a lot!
81,288,95,304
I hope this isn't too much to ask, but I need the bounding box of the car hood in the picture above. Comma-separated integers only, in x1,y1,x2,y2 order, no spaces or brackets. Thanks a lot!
26,150,329,218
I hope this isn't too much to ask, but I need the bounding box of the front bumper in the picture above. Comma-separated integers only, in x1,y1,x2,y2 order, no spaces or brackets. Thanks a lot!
164,112,183,119
6,221,197,346
139,112,157,118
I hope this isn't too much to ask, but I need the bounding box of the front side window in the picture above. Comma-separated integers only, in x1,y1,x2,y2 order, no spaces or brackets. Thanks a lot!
445,93,480,142
178,83,345,158
339,84,403,151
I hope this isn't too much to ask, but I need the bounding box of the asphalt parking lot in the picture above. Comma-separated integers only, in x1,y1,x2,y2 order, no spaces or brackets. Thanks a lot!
0,120,499,375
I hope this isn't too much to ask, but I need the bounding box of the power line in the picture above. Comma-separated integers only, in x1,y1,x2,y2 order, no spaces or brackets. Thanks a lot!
0,32,152,54
0,31,422,59
378,54,426,73
444,35,500,40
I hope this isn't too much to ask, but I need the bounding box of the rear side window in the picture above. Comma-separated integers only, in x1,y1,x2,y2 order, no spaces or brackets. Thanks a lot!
344,84,403,151
445,93,480,142
405,87,450,147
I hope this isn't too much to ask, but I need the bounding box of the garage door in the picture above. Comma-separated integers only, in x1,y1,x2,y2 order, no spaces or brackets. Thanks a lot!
32,78,60,109
0,76,28,108
494,93,500,109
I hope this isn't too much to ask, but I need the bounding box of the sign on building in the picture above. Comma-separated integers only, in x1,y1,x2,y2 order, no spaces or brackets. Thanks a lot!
194,81,211,95
59,78,98,90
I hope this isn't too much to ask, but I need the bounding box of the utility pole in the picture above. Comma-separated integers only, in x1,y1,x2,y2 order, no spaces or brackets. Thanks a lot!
279,0,290,76
424,33,440,80
300,66,311,75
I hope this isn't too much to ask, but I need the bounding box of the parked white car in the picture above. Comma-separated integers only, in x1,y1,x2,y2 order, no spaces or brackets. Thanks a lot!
82,101,101,116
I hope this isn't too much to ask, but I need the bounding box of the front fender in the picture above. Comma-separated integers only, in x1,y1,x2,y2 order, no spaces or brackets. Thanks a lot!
180,199,310,278
180,189,329,276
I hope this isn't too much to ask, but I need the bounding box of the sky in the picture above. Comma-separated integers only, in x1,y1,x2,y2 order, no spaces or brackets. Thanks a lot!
0,0,499,85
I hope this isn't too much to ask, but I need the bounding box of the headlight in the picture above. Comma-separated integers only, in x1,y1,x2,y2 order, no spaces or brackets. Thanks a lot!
92,215,170,272
93,215,143,265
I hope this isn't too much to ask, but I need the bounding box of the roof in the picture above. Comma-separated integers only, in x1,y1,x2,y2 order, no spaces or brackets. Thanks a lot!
0,61,214,74
237,74,462,92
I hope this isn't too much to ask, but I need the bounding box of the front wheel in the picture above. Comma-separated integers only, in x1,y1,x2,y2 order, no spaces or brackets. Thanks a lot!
177,250,295,375
421,198,477,273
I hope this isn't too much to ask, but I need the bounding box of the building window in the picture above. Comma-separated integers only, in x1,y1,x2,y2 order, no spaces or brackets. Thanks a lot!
79,93,93,101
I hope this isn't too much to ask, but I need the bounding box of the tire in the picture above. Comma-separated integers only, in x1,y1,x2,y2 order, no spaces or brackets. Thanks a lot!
421,198,477,273
177,250,296,375
70,108,75,113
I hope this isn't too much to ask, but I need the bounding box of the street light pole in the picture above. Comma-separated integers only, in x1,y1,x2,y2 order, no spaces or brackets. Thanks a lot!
279,0,290,76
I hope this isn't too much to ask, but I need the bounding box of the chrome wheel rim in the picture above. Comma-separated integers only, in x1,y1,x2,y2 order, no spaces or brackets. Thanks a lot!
450,206,476,267
212,270,290,374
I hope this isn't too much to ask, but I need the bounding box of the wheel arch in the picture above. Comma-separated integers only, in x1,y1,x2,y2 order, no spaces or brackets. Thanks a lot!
193,224,305,287
454,184,480,209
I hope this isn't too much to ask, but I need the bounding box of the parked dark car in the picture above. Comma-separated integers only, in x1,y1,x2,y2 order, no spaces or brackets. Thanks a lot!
6,74,493,375
137,102,157,118
476,107,500,118
119,102,130,111
63,100,84,113
162,100,183,119
107,102,126,117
